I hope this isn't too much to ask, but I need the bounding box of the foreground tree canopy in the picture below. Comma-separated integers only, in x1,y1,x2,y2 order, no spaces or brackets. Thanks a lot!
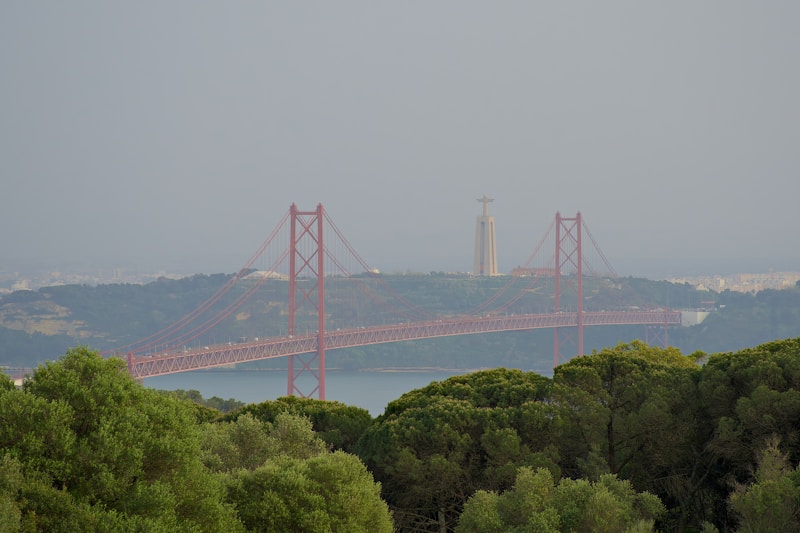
222,395,373,453
0,347,392,533
456,467,665,533
357,367,559,531
1,347,242,532
3,338,800,532
358,338,800,533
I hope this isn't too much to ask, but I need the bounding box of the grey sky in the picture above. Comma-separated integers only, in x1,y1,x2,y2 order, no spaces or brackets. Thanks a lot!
2,2,798,278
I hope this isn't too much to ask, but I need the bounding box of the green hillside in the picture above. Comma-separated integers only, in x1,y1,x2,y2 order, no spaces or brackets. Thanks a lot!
2,273,799,369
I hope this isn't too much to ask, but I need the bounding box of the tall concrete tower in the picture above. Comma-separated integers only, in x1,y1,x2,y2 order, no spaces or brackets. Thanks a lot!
473,195,499,276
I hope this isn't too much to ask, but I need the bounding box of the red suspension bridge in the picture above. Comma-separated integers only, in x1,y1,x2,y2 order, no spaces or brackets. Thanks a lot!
112,204,680,400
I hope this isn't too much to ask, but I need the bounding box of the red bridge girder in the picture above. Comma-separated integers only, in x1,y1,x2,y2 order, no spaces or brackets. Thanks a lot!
127,310,681,379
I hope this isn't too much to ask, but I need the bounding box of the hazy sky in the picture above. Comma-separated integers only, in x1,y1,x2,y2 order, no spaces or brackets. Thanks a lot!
2,2,798,279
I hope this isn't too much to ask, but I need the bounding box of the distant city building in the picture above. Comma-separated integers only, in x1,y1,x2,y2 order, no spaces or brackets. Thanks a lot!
667,272,800,294
243,270,288,281
510,267,557,277
473,195,499,276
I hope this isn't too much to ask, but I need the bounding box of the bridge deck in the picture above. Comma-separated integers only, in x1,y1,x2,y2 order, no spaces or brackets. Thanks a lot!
127,310,681,378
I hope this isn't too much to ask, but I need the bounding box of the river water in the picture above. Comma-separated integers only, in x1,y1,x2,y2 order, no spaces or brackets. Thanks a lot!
144,369,472,416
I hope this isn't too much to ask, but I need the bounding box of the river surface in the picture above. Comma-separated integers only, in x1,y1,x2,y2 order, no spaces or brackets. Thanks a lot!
144,369,472,416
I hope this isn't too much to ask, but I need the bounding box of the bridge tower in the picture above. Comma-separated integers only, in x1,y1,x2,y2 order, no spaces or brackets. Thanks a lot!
553,211,583,366
287,203,327,399
473,195,499,276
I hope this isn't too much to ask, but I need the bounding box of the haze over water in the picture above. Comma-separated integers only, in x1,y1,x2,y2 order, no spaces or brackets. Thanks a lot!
145,369,470,417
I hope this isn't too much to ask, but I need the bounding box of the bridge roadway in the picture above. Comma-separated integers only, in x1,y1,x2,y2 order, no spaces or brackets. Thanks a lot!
127,310,681,379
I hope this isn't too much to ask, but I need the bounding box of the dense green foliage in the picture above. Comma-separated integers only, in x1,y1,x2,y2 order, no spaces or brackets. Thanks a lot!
226,451,392,533
356,339,800,532
200,411,394,532
0,347,392,533
1,347,242,531
222,395,373,453
728,437,800,533
553,341,704,524
357,368,560,531
456,467,665,533
169,388,246,413
4,337,800,531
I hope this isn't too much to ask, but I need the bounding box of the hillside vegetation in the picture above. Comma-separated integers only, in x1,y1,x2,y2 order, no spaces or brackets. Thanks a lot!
1,273,799,369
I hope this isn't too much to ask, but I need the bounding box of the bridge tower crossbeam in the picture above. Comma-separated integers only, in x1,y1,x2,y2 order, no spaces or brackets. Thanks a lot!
287,203,327,400
553,211,583,366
